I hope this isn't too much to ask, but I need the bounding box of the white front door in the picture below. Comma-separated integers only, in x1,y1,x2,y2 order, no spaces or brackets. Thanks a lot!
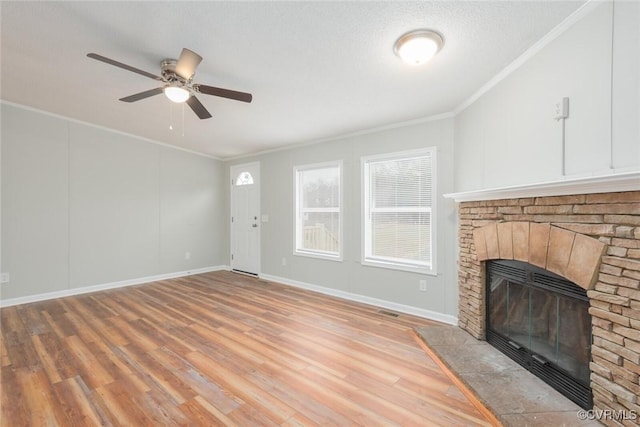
230,162,260,275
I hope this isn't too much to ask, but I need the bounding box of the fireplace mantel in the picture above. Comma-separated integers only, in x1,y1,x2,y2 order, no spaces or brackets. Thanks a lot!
444,170,640,203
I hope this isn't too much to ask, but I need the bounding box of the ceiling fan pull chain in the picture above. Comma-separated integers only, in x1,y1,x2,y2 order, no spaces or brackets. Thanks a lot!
169,103,174,130
182,103,185,137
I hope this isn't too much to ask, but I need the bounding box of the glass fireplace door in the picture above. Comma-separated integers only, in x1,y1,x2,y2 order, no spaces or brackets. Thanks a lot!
486,260,592,409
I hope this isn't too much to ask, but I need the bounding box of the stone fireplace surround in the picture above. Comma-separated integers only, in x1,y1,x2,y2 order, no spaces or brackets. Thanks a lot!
446,174,640,425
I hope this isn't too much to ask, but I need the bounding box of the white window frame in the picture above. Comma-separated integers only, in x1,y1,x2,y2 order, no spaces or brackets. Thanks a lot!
361,147,437,275
293,161,343,261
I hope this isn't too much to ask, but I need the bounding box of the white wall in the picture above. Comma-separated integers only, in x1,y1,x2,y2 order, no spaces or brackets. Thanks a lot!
2,106,70,298
228,117,459,321
455,1,639,192
1,104,227,302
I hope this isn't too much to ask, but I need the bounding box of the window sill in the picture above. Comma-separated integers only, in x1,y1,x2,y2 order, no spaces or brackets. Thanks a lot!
294,250,343,262
361,259,436,276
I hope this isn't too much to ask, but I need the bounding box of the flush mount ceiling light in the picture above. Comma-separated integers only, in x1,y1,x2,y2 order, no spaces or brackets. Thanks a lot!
164,85,191,103
394,30,444,66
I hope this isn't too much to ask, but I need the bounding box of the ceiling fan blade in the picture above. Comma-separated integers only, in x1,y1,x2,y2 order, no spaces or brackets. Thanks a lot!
87,53,162,81
186,96,212,119
194,84,253,103
119,87,164,102
175,48,203,80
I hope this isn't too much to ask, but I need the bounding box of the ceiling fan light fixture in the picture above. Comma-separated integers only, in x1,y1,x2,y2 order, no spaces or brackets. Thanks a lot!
164,86,190,103
394,30,444,66
87,49,251,120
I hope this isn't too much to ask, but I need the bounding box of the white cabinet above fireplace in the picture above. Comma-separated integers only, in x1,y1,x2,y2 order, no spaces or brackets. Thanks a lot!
612,0,640,170
454,0,640,193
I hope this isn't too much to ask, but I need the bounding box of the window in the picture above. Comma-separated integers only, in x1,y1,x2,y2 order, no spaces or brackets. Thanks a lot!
362,148,436,274
294,162,342,260
235,171,254,186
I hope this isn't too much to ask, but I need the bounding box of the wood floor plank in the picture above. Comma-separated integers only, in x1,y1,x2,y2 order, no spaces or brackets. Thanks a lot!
61,303,105,345
117,342,191,405
1,366,30,426
51,376,112,427
246,361,355,425
1,271,499,426
16,304,51,336
1,307,41,369
185,350,298,424
94,379,153,427
17,366,69,426
148,346,246,415
40,309,78,340
31,334,64,384
0,330,10,368
179,395,233,426
64,334,115,389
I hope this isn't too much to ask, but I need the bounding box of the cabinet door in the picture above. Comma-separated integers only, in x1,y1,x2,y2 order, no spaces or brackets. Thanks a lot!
612,1,640,169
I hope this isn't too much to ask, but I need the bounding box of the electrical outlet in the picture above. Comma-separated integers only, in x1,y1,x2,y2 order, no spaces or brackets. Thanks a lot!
419,279,427,291
185,252,191,260
1,273,10,284
281,257,287,266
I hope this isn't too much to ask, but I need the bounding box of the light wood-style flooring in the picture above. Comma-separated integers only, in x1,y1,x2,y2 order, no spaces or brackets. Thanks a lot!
1,271,495,426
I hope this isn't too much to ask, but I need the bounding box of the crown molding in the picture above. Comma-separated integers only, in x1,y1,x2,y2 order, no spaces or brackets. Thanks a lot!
0,100,222,161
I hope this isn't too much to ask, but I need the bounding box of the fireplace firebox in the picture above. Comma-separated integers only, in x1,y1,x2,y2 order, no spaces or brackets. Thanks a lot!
486,259,593,410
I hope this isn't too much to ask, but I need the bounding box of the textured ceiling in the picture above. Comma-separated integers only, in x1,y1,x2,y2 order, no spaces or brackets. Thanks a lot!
1,1,585,159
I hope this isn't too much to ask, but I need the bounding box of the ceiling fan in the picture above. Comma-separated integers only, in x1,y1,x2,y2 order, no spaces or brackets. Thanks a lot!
87,48,252,119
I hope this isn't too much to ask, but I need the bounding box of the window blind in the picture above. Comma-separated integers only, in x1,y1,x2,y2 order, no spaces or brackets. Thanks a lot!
364,149,435,272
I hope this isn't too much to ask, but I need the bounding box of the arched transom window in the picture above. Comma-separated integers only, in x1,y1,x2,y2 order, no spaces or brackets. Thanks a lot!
235,171,254,186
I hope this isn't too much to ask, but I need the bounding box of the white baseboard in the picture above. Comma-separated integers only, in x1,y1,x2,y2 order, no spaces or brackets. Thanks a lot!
0,265,230,308
259,273,458,326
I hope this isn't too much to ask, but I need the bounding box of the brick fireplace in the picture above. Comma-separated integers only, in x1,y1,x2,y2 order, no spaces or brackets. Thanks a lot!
448,180,640,423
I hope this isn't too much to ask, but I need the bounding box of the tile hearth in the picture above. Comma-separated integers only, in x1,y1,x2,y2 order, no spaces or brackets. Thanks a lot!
415,324,602,427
